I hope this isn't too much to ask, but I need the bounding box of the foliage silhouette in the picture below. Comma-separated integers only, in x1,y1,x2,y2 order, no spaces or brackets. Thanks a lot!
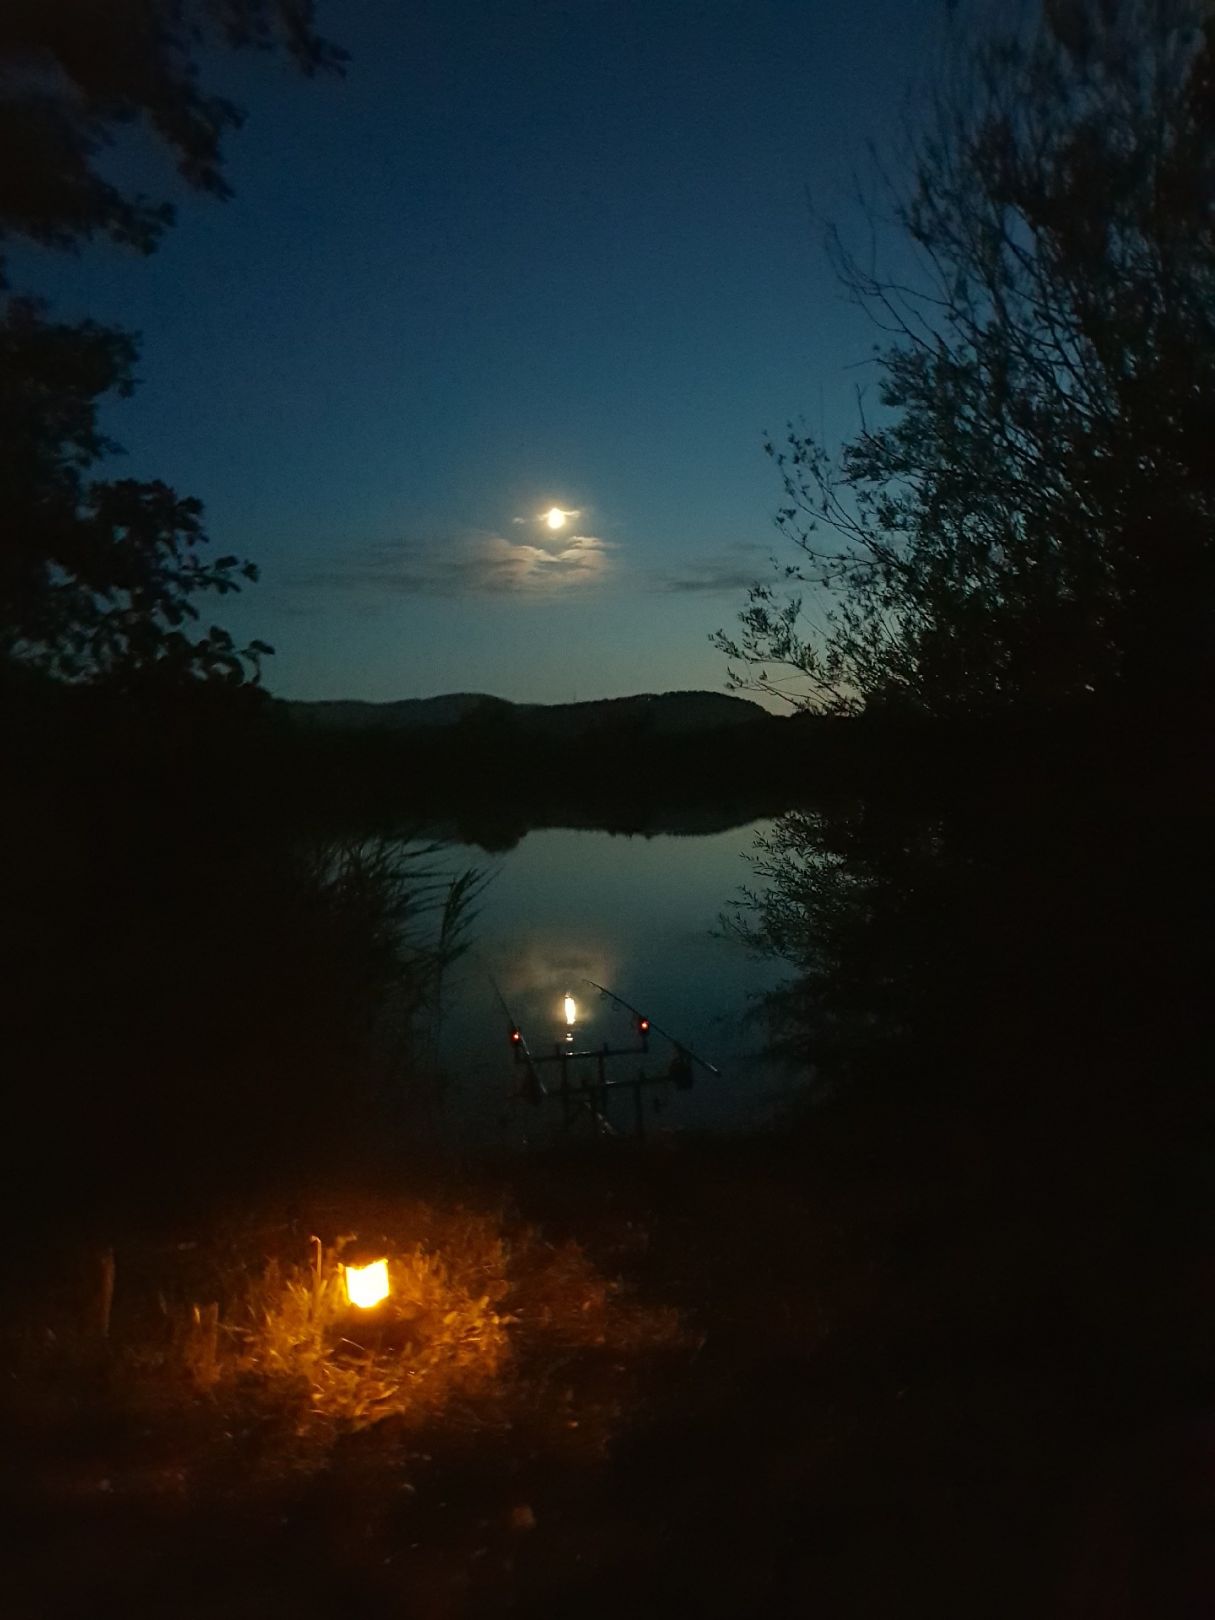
719,0,1215,1122
0,298,274,682
0,0,343,258
719,0,1215,717
0,0,342,685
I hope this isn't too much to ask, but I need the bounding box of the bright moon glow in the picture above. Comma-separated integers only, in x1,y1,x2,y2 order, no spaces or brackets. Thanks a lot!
344,1258,389,1309
564,994,577,1026
545,507,567,530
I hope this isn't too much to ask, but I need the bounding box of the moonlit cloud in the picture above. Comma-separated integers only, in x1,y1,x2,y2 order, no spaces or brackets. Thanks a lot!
512,507,583,526
293,527,615,600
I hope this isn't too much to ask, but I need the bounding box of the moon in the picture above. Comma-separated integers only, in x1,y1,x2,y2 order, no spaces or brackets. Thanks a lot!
544,507,567,531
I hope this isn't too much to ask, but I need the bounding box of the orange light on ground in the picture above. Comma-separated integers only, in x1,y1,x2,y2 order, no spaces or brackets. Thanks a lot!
344,1258,389,1309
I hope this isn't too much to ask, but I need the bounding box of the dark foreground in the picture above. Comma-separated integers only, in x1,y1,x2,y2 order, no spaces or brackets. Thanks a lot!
4,1116,1212,1620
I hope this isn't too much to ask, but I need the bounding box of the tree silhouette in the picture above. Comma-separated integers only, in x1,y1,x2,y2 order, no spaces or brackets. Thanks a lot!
0,297,276,682
0,0,342,255
720,0,1215,1115
0,0,343,684
719,0,1215,718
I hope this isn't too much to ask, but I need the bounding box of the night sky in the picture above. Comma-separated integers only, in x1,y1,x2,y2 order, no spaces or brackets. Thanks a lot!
14,0,946,704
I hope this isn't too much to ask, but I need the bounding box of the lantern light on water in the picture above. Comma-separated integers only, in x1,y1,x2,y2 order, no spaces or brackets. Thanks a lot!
343,1257,390,1309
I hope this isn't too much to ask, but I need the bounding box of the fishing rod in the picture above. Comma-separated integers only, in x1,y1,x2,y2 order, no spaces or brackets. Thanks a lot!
581,978,722,1078
485,966,621,1133
484,965,547,1102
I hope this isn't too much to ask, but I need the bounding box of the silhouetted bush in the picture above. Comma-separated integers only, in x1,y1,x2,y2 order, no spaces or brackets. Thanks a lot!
1,680,480,1230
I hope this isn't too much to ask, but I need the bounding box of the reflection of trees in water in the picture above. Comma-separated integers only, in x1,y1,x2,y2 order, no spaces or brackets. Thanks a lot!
440,799,773,854
733,729,1210,1118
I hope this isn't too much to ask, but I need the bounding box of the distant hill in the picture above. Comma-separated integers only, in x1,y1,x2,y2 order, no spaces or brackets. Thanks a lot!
282,690,773,739
274,690,796,844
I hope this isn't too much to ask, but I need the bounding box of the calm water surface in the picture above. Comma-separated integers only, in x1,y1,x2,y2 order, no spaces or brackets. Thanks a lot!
435,822,794,1143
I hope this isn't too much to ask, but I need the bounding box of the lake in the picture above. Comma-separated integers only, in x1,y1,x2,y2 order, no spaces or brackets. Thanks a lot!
433,820,794,1144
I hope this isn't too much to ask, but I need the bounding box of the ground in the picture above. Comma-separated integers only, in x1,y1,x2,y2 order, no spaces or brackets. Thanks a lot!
3,1119,1212,1618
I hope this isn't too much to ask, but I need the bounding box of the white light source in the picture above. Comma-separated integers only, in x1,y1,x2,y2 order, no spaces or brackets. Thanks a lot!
563,994,577,1026
545,507,567,530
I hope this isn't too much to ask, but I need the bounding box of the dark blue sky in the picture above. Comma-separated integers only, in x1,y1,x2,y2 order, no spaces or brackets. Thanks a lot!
17,0,947,703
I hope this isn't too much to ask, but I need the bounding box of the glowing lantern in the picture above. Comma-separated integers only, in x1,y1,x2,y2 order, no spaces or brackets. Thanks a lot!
563,994,577,1027
343,1257,390,1309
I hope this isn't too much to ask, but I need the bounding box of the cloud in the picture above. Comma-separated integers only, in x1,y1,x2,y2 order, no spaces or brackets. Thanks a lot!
292,528,615,601
286,533,771,607
647,544,770,596
512,507,583,525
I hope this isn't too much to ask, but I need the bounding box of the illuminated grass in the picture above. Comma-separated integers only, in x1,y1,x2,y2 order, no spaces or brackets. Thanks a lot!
231,1236,512,1429
120,1199,688,1436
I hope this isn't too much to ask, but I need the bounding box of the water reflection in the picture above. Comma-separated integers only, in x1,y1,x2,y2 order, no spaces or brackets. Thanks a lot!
435,823,792,1142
